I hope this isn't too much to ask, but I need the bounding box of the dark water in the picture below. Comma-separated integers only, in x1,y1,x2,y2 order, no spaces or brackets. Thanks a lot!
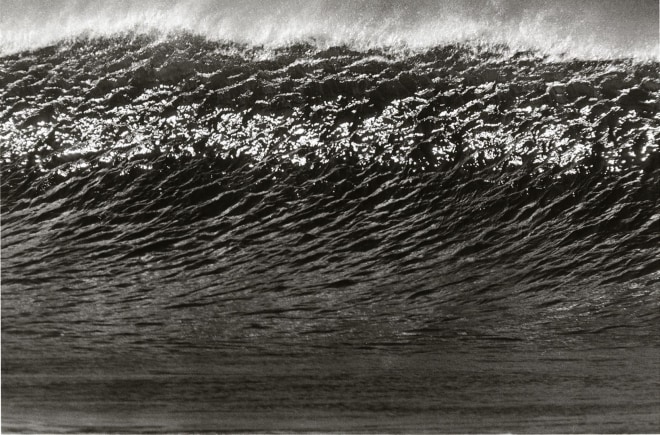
2,33,660,432
4,346,659,433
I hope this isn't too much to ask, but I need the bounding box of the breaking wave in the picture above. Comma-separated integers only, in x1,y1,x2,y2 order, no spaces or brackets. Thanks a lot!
2,35,659,350
1,11,660,429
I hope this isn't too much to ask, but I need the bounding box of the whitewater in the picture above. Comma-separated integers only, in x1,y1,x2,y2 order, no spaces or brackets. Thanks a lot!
1,0,659,59
1,0,660,432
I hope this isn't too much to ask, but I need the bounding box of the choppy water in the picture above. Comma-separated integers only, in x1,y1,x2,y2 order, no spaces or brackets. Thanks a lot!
1,13,660,433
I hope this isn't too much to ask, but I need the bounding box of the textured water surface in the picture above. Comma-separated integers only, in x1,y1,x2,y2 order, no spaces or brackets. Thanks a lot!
2,33,660,432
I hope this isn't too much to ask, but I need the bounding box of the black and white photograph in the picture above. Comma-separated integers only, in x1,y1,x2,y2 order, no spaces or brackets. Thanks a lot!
1,0,659,432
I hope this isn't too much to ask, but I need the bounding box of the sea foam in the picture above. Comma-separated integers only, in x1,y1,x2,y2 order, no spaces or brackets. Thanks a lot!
1,0,658,59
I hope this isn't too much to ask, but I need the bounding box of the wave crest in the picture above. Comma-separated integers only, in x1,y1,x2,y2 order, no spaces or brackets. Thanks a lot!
1,0,658,60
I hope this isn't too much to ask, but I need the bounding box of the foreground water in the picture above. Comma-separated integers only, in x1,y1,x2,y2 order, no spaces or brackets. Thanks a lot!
4,345,659,432
1,34,660,432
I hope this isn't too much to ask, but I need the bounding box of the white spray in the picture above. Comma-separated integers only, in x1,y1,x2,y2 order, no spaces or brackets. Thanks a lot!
0,0,657,59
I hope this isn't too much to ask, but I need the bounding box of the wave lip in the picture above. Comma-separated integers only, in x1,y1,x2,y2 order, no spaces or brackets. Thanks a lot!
1,0,659,60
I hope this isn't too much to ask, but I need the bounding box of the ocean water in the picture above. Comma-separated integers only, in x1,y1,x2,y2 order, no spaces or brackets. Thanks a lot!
1,1,660,432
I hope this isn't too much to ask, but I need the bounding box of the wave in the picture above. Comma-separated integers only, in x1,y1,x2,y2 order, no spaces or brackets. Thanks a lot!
1,0,658,60
2,37,659,297
1,33,660,433
2,16,660,433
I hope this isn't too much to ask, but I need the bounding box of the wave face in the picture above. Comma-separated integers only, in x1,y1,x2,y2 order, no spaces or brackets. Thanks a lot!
2,35,660,432
1,0,659,59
